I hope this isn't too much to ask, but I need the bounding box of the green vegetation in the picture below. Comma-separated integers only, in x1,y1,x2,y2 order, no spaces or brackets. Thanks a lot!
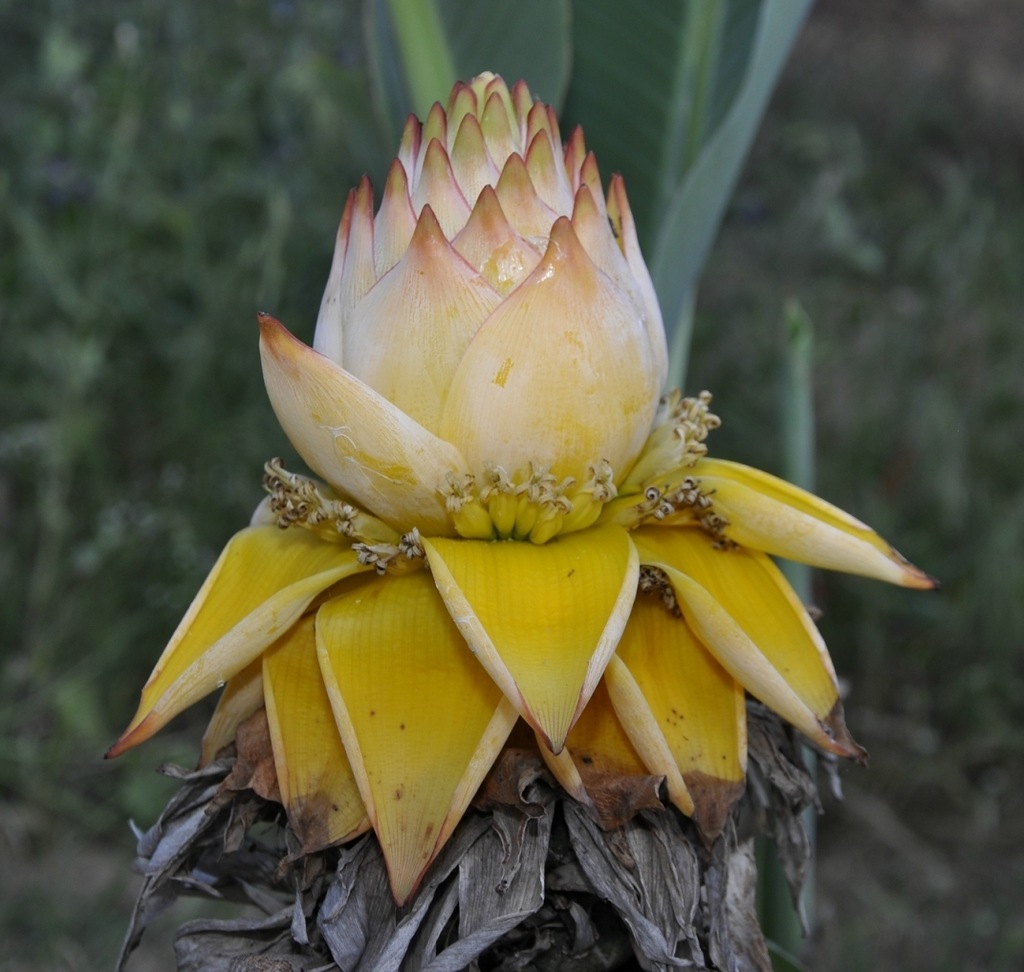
2,2,1021,969
696,10,1024,966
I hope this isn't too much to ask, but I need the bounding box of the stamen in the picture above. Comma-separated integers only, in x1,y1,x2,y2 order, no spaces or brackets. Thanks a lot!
592,389,729,532
619,390,721,494
600,472,732,540
353,542,399,575
480,462,518,536
512,496,540,540
512,463,573,540
561,459,617,534
438,473,494,539
399,528,425,560
353,531,426,575
439,458,619,543
527,505,565,545
638,565,680,616
263,458,399,546
653,476,732,544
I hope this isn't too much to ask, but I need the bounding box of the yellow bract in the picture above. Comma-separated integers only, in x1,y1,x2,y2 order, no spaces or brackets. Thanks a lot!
691,459,936,589
423,525,638,751
613,594,746,837
342,205,502,432
108,526,367,756
259,313,465,536
263,616,369,852
316,572,519,904
200,658,262,766
633,528,862,761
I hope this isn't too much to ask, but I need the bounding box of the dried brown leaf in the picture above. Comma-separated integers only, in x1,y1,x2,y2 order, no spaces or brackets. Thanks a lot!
219,709,281,805
173,909,305,972
473,745,554,818
706,832,772,972
745,702,822,925
563,803,703,968
118,701,825,971
578,770,667,831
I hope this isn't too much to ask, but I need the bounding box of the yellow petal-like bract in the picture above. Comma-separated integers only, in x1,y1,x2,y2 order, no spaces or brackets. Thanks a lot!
110,73,934,902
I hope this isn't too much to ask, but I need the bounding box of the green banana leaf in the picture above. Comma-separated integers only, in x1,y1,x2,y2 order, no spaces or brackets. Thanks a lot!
564,0,813,386
367,0,571,139
371,0,811,387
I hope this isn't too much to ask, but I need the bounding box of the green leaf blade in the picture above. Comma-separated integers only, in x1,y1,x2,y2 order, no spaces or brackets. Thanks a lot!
440,0,572,109
368,0,572,134
651,0,813,386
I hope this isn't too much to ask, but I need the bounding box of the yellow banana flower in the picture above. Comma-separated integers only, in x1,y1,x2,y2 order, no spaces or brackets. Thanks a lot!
109,73,935,905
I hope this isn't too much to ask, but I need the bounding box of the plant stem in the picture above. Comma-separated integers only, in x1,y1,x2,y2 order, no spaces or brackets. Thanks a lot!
385,0,457,117
759,298,817,963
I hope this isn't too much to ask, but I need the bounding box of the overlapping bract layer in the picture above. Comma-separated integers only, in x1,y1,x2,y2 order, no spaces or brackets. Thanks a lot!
287,71,666,522
110,74,935,904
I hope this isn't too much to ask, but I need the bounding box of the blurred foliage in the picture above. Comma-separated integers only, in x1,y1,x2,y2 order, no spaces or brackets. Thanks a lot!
692,14,1024,964
1,0,1022,970
562,0,812,383
696,63,1024,747
0,1,391,844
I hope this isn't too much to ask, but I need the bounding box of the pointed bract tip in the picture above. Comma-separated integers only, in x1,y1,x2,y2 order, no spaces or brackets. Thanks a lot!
823,698,869,766
354,173,374,207
606,173,634,225
537,728,566,756
256,311,288,341
518,692,570,757
898,555,941,590
389,866,427,908
685,771,746,845
579,151,602,188
410,202,445,246
397,113,421,166
468,182,503,221
423,100,448,143
566,125,586,154
258,313,311,379
446,80,476,117
540,215,593,275
383,156,410,194
104,711,158,760
510,77,532,106
570,183,602,225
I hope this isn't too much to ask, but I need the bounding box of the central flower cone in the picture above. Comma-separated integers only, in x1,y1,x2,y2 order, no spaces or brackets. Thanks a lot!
109,73,936,905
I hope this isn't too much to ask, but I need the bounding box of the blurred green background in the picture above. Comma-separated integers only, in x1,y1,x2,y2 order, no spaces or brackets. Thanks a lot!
1,1,1021,970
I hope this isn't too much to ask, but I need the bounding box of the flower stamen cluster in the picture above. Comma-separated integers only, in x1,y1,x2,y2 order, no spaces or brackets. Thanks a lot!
353,528,425,575
638,564,681,616
439,458,618,544
263,458,398,546
619,390,721,494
